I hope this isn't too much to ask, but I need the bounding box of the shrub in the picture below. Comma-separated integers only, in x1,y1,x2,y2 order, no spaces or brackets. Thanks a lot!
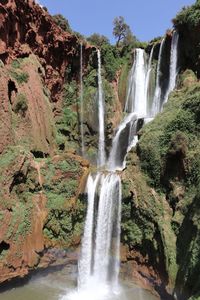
53,14,72,32
84,69,97,87
87,33,110,48
11,59,22,69
173,2,200,27
101,44,121,81
14,93,28,115
63,81,78,106
10,70,29,84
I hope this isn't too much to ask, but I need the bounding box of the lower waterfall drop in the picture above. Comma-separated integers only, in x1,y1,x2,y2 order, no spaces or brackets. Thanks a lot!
63,172,122,300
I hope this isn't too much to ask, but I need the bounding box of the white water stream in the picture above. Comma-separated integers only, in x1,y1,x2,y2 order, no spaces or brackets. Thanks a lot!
97,49,106,167
80,43,85,155
62,37,179,299
164,31,179,103
151,38,166,117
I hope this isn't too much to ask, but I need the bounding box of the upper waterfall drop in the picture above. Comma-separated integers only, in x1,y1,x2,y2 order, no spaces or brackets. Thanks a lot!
164,31,179,103
151,38,166,117
97,49,106,167
125,48,148,118
145,45,155,116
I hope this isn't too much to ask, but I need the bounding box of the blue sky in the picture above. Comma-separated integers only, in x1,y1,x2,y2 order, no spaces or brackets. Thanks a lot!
39,0,195,43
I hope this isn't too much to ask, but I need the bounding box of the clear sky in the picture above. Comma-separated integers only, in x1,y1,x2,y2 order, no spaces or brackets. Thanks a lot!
39,0,195,43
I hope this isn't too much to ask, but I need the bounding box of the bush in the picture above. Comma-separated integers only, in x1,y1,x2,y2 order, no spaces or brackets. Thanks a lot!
10,70,29,84
173,2,200,27
63,81,78,106
101,44,122,81
138,82,200,188
138,132,162,187
14,93,28,115
87,33,110,48
53,14,72,32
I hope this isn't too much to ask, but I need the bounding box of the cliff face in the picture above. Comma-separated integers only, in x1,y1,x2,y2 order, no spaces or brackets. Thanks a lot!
0,0,94,104
0,0,94,284
122,71,200,299
1,0,200,297
173,1,200,78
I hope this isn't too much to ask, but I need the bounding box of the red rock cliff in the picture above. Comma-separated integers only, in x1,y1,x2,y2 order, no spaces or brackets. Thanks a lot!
0,0,95,103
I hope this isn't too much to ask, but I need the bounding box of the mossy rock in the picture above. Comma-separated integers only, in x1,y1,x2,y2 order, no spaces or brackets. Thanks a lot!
178,69,197,88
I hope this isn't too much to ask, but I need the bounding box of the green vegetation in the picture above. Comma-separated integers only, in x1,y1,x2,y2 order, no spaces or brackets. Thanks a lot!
113,16,136,47
87,33,109,48
10,69,29,84
41,156,85,246
6,201,33,241
101,44,121,81
63,80,78,106
43,197,85,246
138,80,200,189
52,14,72,32
55,79,79,150
11,59,22,69
131,76,200,294
173,1,200,27
0,146,22,170
121,151,178,284
14,93,28,115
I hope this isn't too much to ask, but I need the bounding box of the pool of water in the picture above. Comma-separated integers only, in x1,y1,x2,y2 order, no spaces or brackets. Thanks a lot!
0,265,157,300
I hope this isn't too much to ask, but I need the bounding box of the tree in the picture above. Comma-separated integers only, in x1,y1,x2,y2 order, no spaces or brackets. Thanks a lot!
113,16,133,47
122,27,137,47
87,33,110,48
53,14,71,32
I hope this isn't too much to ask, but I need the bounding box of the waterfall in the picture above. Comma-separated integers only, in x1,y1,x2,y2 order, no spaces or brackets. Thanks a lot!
164,31,179,103
108,113,137,171
80,43,85,155
124,49,147,118
78,174,100,289
70,172,121,300
93,174,121,287
145,45,155,116
97,50,106,167
151,38,166,117
62,32,180,300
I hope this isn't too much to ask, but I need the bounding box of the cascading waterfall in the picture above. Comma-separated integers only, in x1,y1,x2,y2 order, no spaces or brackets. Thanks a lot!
62,35,180,300
71,173,122,300
78,174,100,289
108,113,137,171
145,45,155,116
125,48,147,117
97,50,106,167
164,31,179,103
93,174,121,287
151,38,166,117
64,51,122,300
80,43,85,155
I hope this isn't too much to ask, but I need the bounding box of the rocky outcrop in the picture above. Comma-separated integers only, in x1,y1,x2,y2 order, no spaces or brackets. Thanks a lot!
121,152,177,298
0,0,94,284
124,73,200,299
0,147,89,284
0,55,56,154
173,1,200,77
0,0,95,106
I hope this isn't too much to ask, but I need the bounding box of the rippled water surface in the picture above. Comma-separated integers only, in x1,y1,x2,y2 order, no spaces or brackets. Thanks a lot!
0,265,157,300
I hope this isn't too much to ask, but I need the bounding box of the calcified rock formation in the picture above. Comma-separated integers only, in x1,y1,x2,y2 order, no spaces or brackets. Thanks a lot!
0,0,94,284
